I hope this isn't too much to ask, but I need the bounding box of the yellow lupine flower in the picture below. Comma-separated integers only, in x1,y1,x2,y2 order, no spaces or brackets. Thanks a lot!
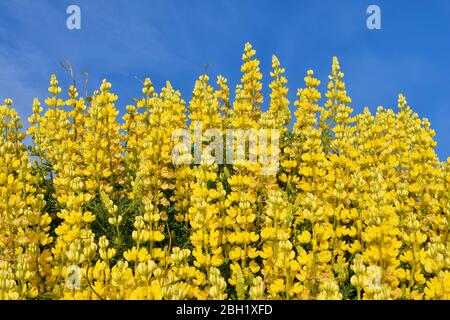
0,43,449,300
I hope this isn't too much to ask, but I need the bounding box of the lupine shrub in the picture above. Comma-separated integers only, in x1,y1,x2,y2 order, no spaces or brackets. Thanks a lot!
0,43,449,300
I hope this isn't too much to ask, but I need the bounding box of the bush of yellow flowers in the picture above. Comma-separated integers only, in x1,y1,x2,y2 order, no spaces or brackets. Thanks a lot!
0,43,449,300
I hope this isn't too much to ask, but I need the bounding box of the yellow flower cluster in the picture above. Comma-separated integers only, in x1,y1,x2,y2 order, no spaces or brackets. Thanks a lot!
0,43,449,300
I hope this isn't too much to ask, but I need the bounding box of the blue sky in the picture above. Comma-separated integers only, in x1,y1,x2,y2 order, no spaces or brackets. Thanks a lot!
0,0,449,160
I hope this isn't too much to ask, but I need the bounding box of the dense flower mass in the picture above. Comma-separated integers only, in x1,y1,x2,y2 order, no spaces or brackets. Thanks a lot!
0,43,449,300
